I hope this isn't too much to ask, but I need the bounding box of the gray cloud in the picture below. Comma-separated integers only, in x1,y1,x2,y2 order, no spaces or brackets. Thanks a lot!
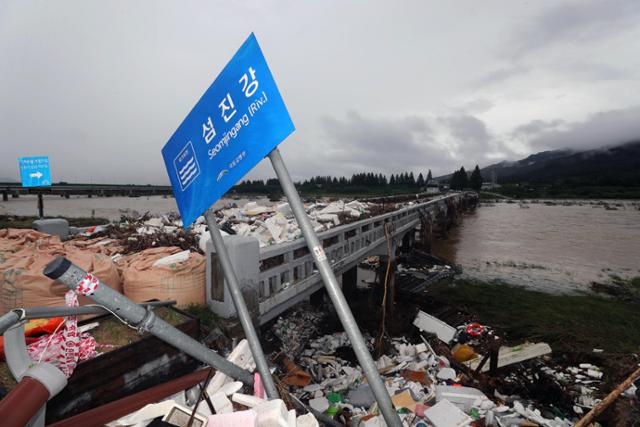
507,0,640,59
475,65,530,87
512,119,565,138
319,111,437,175
317,111,511,176
528,105,640,151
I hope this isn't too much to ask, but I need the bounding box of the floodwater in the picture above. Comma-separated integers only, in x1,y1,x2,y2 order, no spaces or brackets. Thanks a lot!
0,194,267,221
432,201,640,294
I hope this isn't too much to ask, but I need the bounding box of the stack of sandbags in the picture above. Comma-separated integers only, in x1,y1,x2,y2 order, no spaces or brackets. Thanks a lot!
0,230,123,313
63,237,124,257
121,247,205,307
0,228,61,261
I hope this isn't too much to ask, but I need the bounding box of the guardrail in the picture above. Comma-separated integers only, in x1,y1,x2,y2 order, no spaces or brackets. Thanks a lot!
205,193,474,323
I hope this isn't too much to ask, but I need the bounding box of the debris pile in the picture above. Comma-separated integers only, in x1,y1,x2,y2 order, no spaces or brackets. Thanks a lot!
268,306,640,427
108,339,322,427
213,199,395,247
65,197,405,255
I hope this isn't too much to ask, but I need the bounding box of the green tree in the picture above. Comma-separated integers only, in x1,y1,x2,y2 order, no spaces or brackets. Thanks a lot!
470,165,483,191
417,173,425,187
450,169,461,190
427,169,432,183
459,166,468,189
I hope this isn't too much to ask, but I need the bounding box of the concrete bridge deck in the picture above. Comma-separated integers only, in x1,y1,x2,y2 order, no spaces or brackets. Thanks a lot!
205,192,476,324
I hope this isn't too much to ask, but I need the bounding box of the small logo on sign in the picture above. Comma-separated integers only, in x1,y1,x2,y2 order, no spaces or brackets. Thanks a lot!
173,141,200,191
216,169,229,182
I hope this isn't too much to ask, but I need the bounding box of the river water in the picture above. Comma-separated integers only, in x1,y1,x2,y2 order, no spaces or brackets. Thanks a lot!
432,201,640,294
0,194,266,220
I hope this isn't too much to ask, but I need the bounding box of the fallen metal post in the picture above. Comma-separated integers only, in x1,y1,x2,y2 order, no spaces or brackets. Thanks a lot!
204,210,279,399
43,257,254,385
0,301,177,336
268,148,402,427
22,300,176,320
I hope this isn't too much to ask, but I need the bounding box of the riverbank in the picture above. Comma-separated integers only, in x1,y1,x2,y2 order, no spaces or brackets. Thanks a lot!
432,201,640,294
425,279,640,356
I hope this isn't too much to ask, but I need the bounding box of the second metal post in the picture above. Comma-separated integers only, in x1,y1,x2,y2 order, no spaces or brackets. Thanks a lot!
204,210,279,399
268,148,402,427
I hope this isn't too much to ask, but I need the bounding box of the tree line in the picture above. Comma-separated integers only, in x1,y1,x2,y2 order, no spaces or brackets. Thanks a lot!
233,166,484,194
233,170,435,194
450,165,483,191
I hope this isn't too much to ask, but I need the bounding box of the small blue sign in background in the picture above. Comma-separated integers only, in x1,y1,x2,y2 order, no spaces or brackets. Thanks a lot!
19,156,52,187
162,33,295,227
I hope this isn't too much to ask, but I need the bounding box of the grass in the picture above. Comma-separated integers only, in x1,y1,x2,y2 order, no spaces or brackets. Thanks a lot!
0,215,109,229
426,279,640,355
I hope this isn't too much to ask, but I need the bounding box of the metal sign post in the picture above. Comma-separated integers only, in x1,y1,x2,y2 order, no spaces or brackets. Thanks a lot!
267,148,402,427
204,210,279,399
161,34,293,400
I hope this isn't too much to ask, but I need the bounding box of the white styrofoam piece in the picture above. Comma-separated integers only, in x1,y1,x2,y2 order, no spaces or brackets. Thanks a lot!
152,250,190,267
424,399,472,427
464,342,552,372
413,310,456,343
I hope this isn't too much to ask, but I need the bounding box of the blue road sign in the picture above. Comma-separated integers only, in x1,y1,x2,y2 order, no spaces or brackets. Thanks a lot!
162,33,295,227
19,156,52,187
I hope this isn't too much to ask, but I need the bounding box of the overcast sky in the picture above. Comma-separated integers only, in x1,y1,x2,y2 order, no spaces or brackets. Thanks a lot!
1,0,640,184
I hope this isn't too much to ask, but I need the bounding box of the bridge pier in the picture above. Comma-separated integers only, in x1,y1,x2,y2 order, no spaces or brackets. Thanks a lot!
2,192,7,202
420,215,433,253
11,192,19,198
400,229,416,254
64,192,70,199
310,288,327,307
342,265,358,301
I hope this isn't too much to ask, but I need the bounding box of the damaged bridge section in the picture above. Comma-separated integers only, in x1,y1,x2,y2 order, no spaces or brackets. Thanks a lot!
205,193,477,324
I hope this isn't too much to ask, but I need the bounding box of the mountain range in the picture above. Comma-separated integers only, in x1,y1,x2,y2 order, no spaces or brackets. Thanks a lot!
480,141,640,187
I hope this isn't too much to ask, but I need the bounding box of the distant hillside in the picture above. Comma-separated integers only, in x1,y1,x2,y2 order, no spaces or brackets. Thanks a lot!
481,141,640,187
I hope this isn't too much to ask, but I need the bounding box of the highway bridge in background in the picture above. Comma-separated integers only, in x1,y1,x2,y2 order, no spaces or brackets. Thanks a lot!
0,182,173,200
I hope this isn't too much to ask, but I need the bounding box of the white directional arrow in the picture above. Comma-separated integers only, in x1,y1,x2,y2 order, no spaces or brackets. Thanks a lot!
29,172,43,179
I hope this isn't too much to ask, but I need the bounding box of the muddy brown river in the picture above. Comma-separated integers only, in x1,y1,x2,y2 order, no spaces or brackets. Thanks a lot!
432,201,640,294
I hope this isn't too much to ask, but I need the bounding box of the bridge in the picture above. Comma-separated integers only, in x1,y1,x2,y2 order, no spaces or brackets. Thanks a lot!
205,192,477,324
0,182,173,200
